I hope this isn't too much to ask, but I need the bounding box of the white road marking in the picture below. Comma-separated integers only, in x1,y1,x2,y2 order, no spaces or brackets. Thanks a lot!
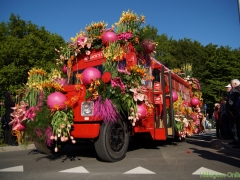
0,165,23,172
59,166,89,173
192,167,225,175
123,166,156,174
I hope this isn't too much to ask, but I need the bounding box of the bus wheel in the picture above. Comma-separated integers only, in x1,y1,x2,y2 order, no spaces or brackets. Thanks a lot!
94,119,129,162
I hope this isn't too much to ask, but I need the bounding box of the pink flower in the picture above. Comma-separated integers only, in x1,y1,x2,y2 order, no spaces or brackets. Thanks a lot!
54,147,58,152
86,43,91,49
117,68,131,75
76,36,87,48
72,140,76,144
86,50,91,55
130,88,145,101
194,128,199,134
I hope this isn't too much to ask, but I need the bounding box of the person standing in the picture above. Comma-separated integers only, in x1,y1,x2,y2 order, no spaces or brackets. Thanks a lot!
214,103,220,138
227,79,240,148
205,113,210,130
4,91,17,146
221,84,233,140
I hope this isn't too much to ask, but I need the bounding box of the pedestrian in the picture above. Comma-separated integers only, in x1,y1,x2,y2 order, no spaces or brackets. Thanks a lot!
1,114,7,143
214,103,220,138
227,79,240,148
220,85,233,139
201,116,206,133
205,113,210,130
212,113,216,128
4,91,17,146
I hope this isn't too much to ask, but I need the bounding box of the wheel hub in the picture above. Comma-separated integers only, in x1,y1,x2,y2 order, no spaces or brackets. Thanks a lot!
109,123,125,152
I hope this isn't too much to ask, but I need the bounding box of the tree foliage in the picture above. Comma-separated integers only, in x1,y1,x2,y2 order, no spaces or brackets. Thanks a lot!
0,14,66,94
1,15,239,115
142,25,240,113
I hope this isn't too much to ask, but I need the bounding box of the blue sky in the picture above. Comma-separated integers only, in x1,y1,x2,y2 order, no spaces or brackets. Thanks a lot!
0,0,239,49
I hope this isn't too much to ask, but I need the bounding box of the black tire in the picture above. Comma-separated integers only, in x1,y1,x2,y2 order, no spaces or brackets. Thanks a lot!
94,119,129,162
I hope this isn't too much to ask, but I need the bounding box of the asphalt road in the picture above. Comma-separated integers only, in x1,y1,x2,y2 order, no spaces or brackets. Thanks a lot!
0,131,239,180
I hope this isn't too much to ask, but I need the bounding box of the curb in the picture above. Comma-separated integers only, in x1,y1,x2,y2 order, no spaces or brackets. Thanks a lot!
0,144,35,152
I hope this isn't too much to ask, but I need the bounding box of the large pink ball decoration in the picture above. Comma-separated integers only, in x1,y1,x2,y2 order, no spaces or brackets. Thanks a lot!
47,92,67,110
142,39,156,54
102,31,117,45
172,91,178,102
81,67,102,85
137,103,147,119
190,97,199,107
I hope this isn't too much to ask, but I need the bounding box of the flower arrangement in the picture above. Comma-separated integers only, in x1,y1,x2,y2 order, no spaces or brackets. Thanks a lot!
12,67,74,151
114,10,145,49
11,10,157,150
173,92,204,139
115,10,145,35
102,42,125,62
85,21,108,38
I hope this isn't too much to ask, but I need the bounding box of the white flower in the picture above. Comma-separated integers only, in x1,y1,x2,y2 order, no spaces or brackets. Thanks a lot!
175,118,181,122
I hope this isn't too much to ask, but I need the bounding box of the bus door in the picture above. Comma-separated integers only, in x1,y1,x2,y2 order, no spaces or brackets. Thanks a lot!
152,66,175,140
163,68,175,138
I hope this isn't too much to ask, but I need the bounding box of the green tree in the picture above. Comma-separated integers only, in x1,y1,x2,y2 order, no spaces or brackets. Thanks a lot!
0,14,66,94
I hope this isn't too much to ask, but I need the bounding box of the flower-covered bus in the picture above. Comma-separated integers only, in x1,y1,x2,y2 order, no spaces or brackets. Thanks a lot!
11,10,204,162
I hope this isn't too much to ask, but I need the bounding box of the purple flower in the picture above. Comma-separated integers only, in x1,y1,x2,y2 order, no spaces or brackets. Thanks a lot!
117,68,131,75
111,77,126,93
93,96,121,123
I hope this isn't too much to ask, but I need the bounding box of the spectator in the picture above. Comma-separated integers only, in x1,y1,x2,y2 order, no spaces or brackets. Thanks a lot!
220,85,233,140
227,79,240,148
4,91,17,146
1,114,7,143
212,113,216,128
214,103,220,138
205,113,210,130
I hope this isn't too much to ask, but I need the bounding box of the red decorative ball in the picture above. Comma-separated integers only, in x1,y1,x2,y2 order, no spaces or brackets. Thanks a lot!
172,91,178,102
137,103,147,119
190,97,199,107
102,31,117,44
47,92,67,110
142,39,156,54
102,71,112,83
81,67,102,85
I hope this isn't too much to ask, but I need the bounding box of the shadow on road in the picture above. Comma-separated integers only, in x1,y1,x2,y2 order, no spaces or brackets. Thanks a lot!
28,141,97,162
185,132,240,168
190,147,240,168
127,134,180,152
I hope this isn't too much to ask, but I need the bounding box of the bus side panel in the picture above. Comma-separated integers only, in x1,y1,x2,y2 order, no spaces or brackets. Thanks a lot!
154,128,167,140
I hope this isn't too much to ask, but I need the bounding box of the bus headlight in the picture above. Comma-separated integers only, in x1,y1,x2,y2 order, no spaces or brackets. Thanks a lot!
81,101,94,116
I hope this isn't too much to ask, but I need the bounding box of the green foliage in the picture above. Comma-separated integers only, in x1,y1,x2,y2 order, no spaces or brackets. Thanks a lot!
51,108,74,138
0,13,66,95
174,120,184,133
